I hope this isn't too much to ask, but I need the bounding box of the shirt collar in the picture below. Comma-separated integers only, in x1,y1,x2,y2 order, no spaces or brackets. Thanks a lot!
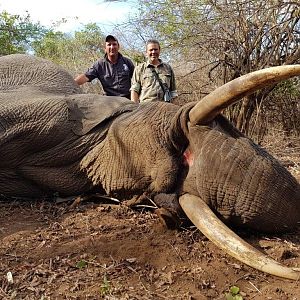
104,52,122,63
146,58,163,68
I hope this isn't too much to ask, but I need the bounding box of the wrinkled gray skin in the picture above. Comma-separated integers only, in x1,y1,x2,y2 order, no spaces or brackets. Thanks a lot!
1,54,299,234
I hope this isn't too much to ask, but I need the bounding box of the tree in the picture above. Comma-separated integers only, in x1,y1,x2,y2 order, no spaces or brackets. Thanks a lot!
129,0,300,137
0,11,46,55
204,0,300,135
33,23,107,93
33,23,105,66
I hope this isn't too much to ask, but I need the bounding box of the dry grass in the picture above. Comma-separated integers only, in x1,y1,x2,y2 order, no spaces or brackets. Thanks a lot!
262,129,300,181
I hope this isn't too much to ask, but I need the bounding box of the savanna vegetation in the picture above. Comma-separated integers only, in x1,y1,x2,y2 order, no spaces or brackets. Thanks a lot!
0,2,299,299
1,0,299,141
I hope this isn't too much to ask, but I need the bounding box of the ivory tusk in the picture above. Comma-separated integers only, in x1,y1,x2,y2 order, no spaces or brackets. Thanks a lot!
189,65,300,125
179,193,300,280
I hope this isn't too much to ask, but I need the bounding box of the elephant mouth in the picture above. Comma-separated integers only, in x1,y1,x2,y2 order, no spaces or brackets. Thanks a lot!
180,65,300,280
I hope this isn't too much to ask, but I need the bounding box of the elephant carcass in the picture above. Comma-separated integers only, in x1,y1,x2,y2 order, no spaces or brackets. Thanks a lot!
0,54,299,280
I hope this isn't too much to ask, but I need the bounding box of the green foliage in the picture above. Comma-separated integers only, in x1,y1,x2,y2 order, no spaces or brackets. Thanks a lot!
272,78,300,98
99,275,111,296
225,285,244,300
32,31,67,60
32,23,106,76
73,23,104,54
131,51,145,64
75,259,88,269
0,10,47,55
139,0,204,48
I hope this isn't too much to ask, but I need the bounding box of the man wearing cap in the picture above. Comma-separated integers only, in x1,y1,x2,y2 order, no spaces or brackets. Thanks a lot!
74,35,134,99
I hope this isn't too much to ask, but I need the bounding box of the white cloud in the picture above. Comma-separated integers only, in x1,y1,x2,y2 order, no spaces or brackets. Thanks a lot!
0,0,135,32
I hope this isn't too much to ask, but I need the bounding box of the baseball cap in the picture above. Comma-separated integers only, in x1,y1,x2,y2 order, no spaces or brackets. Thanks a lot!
105,35,118,42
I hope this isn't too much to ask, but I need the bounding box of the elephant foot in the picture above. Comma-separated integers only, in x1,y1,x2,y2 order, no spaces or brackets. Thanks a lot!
124,192,184,229
155,207,181,230
153,193,185,229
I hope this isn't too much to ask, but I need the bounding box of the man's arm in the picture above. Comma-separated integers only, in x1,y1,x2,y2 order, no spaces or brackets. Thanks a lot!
130,64,142,103
74,74,89,85
131,90,140,103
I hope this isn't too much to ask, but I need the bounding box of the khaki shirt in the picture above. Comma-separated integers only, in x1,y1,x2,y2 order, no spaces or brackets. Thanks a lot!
130,59,177,103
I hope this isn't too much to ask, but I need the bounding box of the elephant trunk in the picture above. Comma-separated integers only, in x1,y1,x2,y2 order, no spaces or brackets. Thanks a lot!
184,125,300,233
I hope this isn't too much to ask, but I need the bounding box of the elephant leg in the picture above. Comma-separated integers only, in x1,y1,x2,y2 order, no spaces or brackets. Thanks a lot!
124,192,184,229
153,193,185,229
0,170,47,198
18,165,94,197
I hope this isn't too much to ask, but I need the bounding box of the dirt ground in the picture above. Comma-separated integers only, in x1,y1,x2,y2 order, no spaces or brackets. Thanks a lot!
0,138,300,300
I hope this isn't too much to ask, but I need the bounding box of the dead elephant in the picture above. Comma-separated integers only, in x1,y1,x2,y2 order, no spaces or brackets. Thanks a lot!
0,54,299,280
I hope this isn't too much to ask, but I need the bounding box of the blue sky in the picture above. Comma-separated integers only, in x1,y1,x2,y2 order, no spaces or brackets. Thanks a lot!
0,0,137,33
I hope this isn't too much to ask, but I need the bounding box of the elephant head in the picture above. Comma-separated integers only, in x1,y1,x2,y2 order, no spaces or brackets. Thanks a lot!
179,66,300,280
0,54,299,280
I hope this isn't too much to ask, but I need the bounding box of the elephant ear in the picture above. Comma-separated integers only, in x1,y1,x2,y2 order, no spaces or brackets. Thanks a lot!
66,95,138,135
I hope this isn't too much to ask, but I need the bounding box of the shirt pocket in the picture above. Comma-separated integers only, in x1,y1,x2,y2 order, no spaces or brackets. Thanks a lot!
142,72,156,88
160,73,171,88
101,74,114,88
